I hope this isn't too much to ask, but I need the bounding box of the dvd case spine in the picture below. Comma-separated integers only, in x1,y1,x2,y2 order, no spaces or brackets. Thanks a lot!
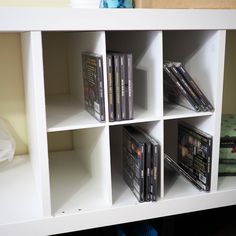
113,53,122,121
120,54,128,120
127,53,133,120
145,139,151,201
107,53,115,122
151,141,160,201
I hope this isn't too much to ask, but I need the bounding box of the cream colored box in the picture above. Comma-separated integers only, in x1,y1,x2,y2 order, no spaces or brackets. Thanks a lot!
134,0,236,9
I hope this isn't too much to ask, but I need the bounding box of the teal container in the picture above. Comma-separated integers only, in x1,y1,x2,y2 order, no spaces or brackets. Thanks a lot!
116,221,158,236
100,0,134,8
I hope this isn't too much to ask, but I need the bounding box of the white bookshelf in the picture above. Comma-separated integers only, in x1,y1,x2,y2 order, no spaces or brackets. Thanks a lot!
0,8,236,236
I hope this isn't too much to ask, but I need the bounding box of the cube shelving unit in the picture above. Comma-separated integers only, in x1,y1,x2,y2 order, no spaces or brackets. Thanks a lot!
0,8,236,236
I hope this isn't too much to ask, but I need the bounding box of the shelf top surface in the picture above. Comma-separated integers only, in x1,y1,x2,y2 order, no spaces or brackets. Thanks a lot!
0,155,42,225
0,8,236,31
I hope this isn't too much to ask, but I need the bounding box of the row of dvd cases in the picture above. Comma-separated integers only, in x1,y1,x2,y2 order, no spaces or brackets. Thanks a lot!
0,29,231,224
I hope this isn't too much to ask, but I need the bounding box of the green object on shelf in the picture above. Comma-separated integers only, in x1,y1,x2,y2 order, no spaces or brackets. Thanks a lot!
220,114,236,138
219,163,236,176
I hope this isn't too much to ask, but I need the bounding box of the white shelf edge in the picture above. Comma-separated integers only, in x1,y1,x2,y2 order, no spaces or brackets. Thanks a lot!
1,187,236,235
108,117,162,126
1,8,236,31
47,123,106,132
164,103,213,120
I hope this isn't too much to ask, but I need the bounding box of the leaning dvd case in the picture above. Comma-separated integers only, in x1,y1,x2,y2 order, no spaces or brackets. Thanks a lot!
174,62,214,111
82,51,105,122
164,154,203,191
163,63,201,112
167,62,207,111
177,122,213,191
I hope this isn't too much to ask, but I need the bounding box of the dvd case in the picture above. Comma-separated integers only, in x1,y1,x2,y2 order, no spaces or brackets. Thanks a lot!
163,63,201,111
174,62,214,111
82,51,105,122
122,126,145,202
178,122,213,191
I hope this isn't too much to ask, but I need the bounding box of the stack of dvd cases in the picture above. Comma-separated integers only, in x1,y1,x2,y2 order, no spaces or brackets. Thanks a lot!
122,126,160,202
106,52,133,122
163,61,214,112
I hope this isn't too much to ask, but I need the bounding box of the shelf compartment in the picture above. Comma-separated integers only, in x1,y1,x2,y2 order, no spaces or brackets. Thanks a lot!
110,121,163,206
48,127,112,215
42,31,108,131
163,30,224,117
106,31,163,121
164,117,215,197
0,33,27,157
0,155,42,225
0,32,51,222
46,95,106,132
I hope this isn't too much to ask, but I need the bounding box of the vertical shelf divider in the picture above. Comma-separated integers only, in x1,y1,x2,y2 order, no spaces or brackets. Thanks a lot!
67,30,112,206
21,31,51,216
211,30,227,191
101,125,113,206
159,119,165,198
159,31,165,198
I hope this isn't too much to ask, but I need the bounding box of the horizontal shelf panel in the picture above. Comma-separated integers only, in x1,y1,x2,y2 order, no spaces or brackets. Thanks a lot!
46,95,106,132
49,151,110,216
1,9,236,31
3,186,236,235
164,103,212,120
108,105,161,126
0,155,42,225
